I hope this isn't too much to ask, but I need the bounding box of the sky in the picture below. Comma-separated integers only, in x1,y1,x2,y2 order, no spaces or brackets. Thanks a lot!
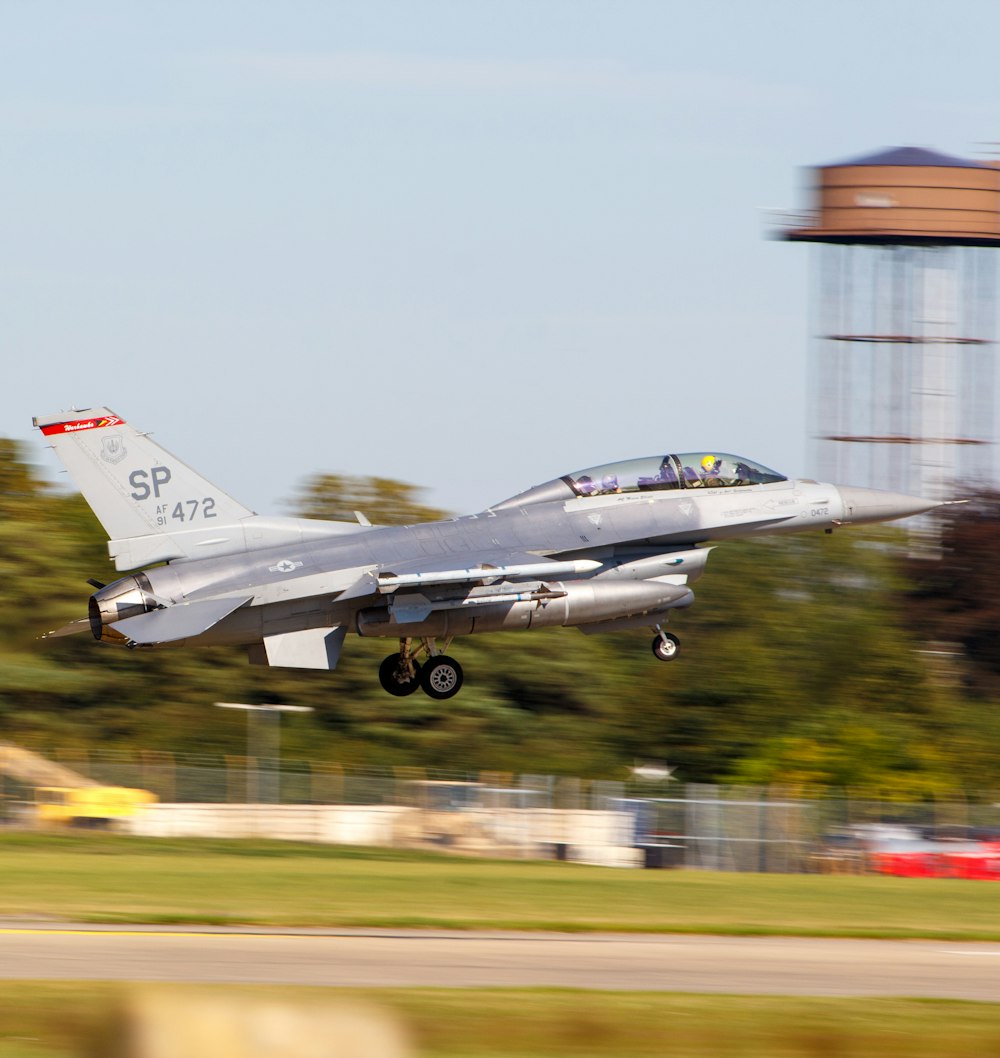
5,0,1000,516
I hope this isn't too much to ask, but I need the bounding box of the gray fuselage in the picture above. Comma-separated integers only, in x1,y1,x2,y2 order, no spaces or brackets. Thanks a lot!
104,476,847,650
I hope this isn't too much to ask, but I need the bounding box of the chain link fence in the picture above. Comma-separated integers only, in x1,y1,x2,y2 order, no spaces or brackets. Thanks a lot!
2,747,997,872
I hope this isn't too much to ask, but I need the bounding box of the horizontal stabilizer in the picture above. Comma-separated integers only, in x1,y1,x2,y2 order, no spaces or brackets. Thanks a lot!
249,627,347,670
111,596,252,645
41,618,92,640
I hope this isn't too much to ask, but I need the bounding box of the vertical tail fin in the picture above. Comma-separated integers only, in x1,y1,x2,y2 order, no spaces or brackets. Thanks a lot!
35,407,363,570
34,407,256,567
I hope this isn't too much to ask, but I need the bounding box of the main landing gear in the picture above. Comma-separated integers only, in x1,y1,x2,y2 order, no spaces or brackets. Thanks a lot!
651,625,680,662
379,625,679,698
378,637,465,700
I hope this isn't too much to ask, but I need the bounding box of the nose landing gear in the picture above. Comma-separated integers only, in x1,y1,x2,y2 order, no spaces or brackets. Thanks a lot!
651,626,680,662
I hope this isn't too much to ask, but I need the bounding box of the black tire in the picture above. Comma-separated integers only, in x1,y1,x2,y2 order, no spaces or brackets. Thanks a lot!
420,655,464,700
651,632,680,662
378,653,422,696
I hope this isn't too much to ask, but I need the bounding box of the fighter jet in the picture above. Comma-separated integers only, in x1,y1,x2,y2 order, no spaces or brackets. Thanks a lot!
34,408,941,700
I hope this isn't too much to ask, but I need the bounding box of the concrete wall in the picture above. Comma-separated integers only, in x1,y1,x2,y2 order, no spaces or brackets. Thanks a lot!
130,804,411,846
128,803,641,867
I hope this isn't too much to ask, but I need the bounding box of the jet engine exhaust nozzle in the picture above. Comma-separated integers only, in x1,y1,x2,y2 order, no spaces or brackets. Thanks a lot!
88,574,158,642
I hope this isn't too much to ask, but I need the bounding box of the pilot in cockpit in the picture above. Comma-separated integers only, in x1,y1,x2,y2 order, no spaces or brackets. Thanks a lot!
700,455,723,486
638,457,678,492
655,457,678,486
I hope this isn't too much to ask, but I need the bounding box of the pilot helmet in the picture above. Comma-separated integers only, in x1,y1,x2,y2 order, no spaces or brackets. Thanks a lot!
701,455,719,472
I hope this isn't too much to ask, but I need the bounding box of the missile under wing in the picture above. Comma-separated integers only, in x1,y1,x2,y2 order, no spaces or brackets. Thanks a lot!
34,409,944,699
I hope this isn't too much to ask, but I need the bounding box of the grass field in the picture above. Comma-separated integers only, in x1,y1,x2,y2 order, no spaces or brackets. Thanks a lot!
2,836,997,1056
0,833,998,939
1,984,999,1058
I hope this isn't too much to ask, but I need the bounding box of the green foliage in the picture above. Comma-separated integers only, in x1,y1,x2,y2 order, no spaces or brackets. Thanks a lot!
288,473,447,525
657,532,962,794
0,439,996,794
906,490,1000,696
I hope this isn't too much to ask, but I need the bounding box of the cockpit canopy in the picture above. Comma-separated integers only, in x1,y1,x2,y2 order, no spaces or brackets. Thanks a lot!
565,453,786,496
492,453,787,510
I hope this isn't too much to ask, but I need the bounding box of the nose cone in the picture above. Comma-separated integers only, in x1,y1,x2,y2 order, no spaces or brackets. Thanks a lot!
836,485,943,526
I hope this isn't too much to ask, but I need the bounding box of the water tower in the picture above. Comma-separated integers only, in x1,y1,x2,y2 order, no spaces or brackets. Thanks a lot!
781,147,1000,502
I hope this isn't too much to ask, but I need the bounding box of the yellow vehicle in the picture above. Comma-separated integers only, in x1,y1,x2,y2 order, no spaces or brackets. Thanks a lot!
35,785,157,828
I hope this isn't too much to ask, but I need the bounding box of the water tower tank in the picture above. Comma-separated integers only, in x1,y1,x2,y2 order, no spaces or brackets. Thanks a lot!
791,146,1000,244
782,147,999,505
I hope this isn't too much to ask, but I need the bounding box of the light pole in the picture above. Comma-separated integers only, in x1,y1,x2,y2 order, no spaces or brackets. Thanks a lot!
214,703,313,804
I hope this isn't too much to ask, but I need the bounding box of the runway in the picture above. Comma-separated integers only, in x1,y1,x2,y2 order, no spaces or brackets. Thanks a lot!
1,924,998,999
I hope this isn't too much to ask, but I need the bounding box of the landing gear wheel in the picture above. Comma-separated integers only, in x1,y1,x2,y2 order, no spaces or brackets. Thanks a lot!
651,632,680,662
379,653,422,696
420,655,464,700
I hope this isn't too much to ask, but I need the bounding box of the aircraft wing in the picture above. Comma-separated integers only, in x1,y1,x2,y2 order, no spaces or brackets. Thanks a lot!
245,553,605,669
110,553,601,644
176,552,588,611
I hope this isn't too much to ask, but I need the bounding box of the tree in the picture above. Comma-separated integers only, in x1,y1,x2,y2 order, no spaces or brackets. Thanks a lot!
2,439,996,793
906,490,1000,696
288,474,448,525
0,439,50,513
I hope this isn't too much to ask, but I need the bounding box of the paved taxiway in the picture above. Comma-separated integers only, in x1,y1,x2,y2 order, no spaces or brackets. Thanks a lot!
1,925,998,999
